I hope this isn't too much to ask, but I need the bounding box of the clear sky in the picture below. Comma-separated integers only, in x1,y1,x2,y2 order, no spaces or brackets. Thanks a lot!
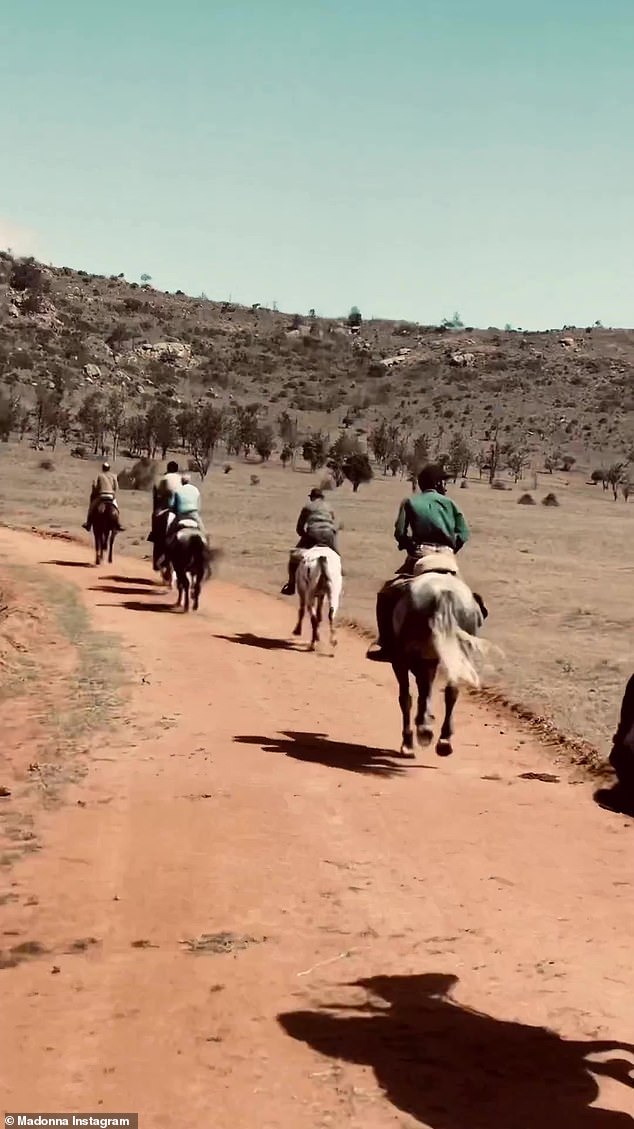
1,0,632,327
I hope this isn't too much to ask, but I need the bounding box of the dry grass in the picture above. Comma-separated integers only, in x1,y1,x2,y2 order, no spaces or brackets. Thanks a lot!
0,439,631,753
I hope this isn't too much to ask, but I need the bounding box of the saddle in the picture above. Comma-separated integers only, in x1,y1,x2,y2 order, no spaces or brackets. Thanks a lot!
412,553,459,577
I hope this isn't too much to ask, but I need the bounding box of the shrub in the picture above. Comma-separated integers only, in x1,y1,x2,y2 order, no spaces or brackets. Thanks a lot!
542,492,560,507
119,457,157,491
39,458,55,472
70,445,87,459
250,474,260,486
518,493,535,505
491,480,508,491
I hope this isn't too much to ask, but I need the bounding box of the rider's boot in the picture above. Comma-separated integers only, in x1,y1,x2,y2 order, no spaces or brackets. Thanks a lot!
366,586,395,662
281,557,299,596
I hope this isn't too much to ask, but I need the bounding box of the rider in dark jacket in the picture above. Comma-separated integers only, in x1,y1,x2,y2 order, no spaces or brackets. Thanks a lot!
281,488,339,595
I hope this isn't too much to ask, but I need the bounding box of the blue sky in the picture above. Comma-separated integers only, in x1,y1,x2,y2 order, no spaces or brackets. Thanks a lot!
1,0,632,327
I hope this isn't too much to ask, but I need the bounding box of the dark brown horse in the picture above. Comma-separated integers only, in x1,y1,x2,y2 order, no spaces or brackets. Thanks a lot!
164,527,218,612
92,500,119,566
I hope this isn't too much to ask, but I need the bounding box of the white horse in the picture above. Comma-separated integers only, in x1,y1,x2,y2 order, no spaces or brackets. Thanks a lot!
389,554,489,757
293,546,342,652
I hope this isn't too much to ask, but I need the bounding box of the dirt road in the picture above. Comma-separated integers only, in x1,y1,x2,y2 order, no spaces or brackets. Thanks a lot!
1,528,633,1128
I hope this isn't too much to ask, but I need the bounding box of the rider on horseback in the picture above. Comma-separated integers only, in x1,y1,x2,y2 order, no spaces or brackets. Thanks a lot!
82,462,124,533
170,474,207,539
366,463,476,662
281,487,340,596
149,460,182,569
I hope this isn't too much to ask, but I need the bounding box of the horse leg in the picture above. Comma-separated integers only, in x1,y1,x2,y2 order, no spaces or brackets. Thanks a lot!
328,601,337,649
293,595,305,638
309,595,323,652
175,568,184,607
394,660,415,758
182,573,190,612
413,658,436,748
437,683,459,756
108,531,115,564
192,570,201,611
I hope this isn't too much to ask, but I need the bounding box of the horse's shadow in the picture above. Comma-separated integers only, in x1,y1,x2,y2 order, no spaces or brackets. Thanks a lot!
89,584,159,597
279,972,634,1129
105,575,157,587
119,599,176,614
234,730,427,777
215,632,299,652
42,559,93,569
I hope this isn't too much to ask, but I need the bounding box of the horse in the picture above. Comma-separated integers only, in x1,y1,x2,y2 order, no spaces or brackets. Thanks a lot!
388,555,488,758
293,546,342,652
92,500,119,566
163,521,217,612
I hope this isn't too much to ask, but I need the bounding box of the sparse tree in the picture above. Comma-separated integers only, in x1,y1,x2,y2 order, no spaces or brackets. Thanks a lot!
189,405,225,478
369,418,402,474
302,431,329,472
106,325,129,365
347,306,362,331
0,392,21,441
255,425,275,462
106,391,126,459
76,391,107,453
441,311,464,329
446,433,472,481
406,432,430,476
344,451,373,493
277,410,298,448
9,257,50,296
280,444,294,468
140,273,152,286
607,462,626,501
506,447,529,483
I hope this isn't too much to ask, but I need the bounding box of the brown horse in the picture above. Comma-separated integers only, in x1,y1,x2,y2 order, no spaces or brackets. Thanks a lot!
92,500,119,566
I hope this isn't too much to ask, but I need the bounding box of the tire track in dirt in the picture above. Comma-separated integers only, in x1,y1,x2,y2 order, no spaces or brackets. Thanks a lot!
1,528,633,1128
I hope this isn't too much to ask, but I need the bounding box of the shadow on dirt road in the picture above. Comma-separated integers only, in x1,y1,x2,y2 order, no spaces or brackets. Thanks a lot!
279,972,634,1128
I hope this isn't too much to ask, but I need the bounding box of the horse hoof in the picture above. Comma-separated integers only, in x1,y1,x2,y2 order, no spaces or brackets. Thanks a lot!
436,739,453,757
292,627,302,637
416,726,434,748
399,746,416,759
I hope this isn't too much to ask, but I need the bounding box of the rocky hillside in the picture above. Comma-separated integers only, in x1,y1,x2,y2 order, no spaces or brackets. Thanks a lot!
1,251,633,472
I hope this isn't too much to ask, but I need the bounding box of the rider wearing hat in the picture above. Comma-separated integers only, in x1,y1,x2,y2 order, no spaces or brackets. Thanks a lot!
83,461,123,532
281,487,339,596
366,462,471,662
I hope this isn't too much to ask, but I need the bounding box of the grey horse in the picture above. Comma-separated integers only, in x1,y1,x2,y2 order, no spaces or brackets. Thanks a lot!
387,555,489,757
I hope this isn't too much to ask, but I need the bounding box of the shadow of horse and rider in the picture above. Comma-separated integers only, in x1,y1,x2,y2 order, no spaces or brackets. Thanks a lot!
279,972,634,1128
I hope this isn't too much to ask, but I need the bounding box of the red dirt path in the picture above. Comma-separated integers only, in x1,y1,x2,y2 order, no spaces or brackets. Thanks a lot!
1,528,633,1128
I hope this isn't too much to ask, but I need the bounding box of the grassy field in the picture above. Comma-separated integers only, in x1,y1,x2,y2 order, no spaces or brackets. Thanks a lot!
1,439,631,754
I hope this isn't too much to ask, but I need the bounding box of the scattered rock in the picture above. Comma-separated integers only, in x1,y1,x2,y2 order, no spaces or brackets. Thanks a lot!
180,931,262,955
518,772,560,783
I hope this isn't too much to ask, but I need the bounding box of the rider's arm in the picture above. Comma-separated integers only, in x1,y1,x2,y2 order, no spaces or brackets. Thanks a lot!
112,475,119,495
452,503,470,552
394,499,409,547
296,506,309,538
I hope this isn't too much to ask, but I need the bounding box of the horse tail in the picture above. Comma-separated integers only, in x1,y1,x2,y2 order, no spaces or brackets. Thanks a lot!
430,590,488,688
